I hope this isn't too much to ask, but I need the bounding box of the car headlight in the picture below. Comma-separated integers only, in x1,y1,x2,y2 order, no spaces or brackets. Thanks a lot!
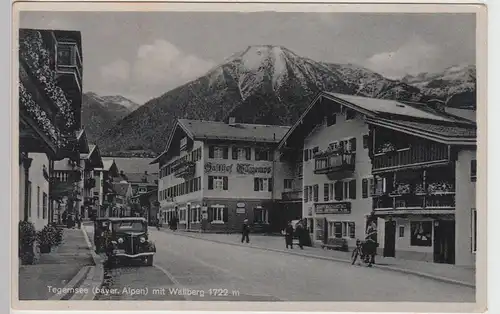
117,238,124,244
140,237,146,243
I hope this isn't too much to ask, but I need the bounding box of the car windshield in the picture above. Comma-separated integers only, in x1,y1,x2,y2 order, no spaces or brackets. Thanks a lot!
112,221,146,232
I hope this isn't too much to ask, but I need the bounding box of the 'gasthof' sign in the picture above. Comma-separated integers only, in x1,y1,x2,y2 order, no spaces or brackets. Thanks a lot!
204,163,233,173
314,202,351,214
237,163,272,175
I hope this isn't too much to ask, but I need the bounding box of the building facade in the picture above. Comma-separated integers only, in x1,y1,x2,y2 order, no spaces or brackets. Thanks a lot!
278,92,477,264
93,159,120,217
19,28,83,230
152,118,290,233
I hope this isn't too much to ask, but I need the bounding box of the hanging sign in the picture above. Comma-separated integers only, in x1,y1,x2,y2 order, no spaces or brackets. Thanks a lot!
237,163,272,175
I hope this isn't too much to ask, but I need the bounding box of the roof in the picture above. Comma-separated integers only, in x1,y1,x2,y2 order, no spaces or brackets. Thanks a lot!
278,91,477,150
178,119,291,143
324,92,460,122
95,159,119,176
122,172,157,184
103,157,158,175
111,182,131,197
152,119,290,164
444,108,476,122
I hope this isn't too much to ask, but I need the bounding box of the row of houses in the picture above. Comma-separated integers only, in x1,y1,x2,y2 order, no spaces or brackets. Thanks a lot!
152,92,477,267
18,28,160,233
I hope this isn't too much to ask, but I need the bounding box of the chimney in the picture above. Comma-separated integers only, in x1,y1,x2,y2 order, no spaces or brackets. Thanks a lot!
228,117,236,125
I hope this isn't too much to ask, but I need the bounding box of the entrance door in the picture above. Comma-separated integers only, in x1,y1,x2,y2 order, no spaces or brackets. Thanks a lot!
383,220,396,257
433,220,456,264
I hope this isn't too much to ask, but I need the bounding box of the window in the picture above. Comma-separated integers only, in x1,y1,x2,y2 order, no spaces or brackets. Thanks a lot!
326,114,337,127
255,148,271,161
334,181,343,201
303,149,309,161
27,181,32,218
324,183,330,201
369,178,375,196
472,209,477,252
208,176,228,191
348,222,355,238
471,160,477,182
334,222,342,238
254,178,272,192
232,147,251,160
313,184,319,202
208,206,228,223
308,186,313,202
42,193,47,219
254,208,268,224
399,226,405,237
180,137,188,150
329,141,339,150
57,43,78,66
342,222,348,237
362,179,368,198
363,134,369,149
345,108,356,120
284,179,293,190
304,186,309,202
312,147,319,156
37,186,40,218
410,221,432,247
209,146,228,159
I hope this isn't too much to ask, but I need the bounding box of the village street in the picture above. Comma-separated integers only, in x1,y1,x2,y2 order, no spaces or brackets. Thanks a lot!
88,226,475,302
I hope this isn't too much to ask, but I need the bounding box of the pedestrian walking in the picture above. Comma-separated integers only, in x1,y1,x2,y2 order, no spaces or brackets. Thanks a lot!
364,220,378,266
295,221,305,249
76,213,81,229
241,219,250,243
285,221,294,249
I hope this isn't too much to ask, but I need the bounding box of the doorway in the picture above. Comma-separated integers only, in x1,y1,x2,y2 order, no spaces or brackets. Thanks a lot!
433,220,455,264
383,220,396,257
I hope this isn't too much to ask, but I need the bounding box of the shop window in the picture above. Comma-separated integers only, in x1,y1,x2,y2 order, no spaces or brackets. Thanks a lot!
399,226,405,237
410,221,432,247
472,208,477,252
254,208,268,224
208,206,227,223
284,179,293,190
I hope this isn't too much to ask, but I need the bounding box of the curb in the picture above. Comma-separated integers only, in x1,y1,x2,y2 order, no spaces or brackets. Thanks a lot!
48,266,92,301
76,227,105,301
164,230,475,289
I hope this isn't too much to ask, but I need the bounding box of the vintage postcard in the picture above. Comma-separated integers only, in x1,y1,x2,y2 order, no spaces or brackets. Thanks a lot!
11,1,487,312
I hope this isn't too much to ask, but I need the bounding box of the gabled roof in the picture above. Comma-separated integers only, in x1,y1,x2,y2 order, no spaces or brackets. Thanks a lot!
103,157,158,174
278,91,477,150
95,159,119,177
76,129,90,154
80,144,104,168
112,182,131,197
151,119,290,164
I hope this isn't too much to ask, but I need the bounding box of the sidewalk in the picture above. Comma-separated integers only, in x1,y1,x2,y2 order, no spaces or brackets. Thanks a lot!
164,229,475,288
18,228,94,300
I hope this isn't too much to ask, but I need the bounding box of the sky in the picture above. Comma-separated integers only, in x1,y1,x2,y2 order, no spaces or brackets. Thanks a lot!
19,11,476,104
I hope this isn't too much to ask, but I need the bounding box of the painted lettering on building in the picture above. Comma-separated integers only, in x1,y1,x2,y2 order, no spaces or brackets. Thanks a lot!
204,163,233,173
236,163,272,175
314,202,352,214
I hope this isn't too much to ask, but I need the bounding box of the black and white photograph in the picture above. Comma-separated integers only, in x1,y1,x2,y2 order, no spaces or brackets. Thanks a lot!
12,2,486,312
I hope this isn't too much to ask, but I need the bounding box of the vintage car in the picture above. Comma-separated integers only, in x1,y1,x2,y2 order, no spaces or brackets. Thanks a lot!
105,217,156,266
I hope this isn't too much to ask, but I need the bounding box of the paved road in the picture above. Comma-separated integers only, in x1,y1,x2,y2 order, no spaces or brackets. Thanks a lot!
94,227,475,302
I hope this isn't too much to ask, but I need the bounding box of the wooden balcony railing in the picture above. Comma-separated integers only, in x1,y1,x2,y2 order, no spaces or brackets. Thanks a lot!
173,161,195,178
314,153,355,174
373,144,449,171
281,189,303,201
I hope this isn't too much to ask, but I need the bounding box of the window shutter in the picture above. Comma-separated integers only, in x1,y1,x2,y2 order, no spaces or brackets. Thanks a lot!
324,183,329,201
268,178,273,192
334,181,343,201
208,176,213,190
313,184,319,202
304,186,308,202
232,147,238,160
223,208,229,222
209,146,214,158
254,178,259,191
369,178,375,196
362,179,368,198
223,177,228,190
223,147,229,159
350,137,357,152
349,180,357,199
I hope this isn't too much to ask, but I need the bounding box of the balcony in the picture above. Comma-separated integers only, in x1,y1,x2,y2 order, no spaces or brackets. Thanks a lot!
173,160,195,178
50,170,82,200
314,152,355,174
372,143,449,172
281,189,303,201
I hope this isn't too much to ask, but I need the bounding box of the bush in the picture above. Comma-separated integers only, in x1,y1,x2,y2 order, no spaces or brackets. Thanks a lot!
19,221,36,264
37,224,61,248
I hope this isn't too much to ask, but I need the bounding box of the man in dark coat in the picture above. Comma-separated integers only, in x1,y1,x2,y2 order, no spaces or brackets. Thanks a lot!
241,219,250,243
295,221,305,249
285,221,294,249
